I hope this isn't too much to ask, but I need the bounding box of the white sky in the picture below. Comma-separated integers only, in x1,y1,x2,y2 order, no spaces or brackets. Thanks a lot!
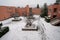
0,0,56,7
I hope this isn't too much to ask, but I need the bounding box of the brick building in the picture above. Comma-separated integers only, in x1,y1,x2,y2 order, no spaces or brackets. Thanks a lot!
16,5,29,16
16,5,41,16
0,3,60,21
48,0,60,19
0,5,41,21
0,6,16,21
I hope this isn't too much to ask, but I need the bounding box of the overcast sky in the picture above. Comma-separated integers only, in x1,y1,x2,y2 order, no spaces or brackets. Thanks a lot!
0,0,56,7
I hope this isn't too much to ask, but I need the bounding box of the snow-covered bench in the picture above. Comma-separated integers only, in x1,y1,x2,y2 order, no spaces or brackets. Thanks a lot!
50,19,60,26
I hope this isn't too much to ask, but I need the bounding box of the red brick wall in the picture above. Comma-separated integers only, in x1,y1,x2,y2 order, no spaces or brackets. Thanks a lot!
16,5,41,16
25,5,29,16
48,4,60,19
32,8,41,15
57,5,60,18
0,6,10,21
0,6,16,21
7,6,16,17
16,8,26,16
0,5,60,21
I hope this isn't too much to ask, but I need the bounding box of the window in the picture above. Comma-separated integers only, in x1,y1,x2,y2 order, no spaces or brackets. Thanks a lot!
53,15,57,18
54,8,57,12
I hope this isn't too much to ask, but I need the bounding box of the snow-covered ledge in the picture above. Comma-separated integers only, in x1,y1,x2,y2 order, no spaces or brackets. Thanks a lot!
0,18,14,25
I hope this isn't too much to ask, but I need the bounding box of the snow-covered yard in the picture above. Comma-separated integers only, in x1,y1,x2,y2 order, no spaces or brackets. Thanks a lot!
0,15,60,40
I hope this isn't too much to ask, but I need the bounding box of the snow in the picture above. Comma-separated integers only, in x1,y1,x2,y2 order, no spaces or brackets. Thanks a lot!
0,15,60,40
39,18,60,40
0,18,14,25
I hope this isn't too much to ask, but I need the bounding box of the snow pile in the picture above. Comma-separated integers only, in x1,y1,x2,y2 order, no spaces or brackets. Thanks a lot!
0,18,14,25
40,18,60,40
0,15,42,40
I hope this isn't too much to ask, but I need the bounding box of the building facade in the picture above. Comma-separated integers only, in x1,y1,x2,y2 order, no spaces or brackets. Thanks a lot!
0,4,60,21
0,6,16,21
48,4,60,19
0,5,41,21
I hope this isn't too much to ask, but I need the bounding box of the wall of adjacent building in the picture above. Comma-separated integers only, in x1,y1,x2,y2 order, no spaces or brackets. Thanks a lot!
32,8,41,15
0,6,16,21
48,4,60,19
0,4,60,21
0,5,41,21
